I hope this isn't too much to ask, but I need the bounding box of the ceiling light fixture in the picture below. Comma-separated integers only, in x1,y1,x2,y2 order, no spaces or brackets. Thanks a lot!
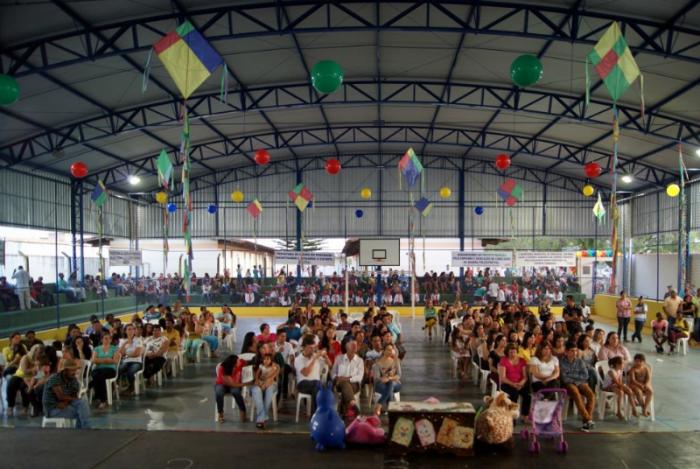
695,148,700,157
128,175,141,185
620,174,634,184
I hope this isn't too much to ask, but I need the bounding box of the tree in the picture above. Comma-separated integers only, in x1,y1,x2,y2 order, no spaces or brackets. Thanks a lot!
274,238,324,252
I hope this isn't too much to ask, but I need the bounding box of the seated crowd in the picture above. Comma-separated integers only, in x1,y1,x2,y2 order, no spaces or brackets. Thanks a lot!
439,292,662,432
0,264,582,311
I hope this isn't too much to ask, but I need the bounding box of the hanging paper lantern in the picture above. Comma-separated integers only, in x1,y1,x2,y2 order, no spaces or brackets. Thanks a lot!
360,187,372,200
207,204,217,214
580,250,588,258
254,149,270,165
439,187,452,199
597,250,606,258
0,74,20,106
605,249,613,257
582,184,595,197
666,183,680,197
587,248,596,257
355,209,364,218
311,60,344,94
325,158,341,175
576,251,583,258
70,161,88,179
495,154,511,171
155,191,168,204
167,203,177,213
584,162,602,179
474,206,484,215
231,190,244,203
510,55,543,88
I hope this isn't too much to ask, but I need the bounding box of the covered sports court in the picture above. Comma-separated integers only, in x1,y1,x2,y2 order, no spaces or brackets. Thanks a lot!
1,1,699,467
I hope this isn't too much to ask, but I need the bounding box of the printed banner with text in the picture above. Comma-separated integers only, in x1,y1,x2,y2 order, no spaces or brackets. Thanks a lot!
274,251,336,266
450,251,513,268
515,251,577,267
108,249,143,266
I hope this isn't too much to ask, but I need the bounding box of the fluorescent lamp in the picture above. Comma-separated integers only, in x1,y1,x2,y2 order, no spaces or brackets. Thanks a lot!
128,175,141,185
620,174,633,184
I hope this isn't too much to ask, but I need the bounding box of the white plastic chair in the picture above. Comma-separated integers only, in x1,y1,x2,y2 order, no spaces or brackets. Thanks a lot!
103,375,120,406
222,327,237,351
133,353,146,396
335,330,348,342
77,361,92,399
476,347,491,394
295,392,313,423
196,340,211,363
42,417,75,428
677,337,689,356
249,389,278,423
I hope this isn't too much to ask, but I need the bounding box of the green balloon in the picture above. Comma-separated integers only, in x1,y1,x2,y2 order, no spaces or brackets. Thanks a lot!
311,60,344,94
0,74,20,106
510,55,543,88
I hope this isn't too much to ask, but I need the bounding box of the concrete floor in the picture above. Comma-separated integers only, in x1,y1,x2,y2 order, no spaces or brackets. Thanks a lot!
2,315,699,433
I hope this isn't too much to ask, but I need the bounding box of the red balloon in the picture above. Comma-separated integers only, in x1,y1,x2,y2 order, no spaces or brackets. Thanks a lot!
70,161,88,179
325,158,341,175
584,162,602,178
495,153,511,171
254,149,270,165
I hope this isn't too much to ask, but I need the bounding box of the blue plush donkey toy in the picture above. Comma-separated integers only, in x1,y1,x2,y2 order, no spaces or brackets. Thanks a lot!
310,381,346,451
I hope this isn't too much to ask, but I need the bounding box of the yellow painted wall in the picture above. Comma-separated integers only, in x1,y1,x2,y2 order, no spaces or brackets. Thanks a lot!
593,294,664,333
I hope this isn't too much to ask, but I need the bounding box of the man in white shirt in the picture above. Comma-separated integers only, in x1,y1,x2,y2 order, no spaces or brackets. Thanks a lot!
12,266,31,310
294,335,331,415
143,325,169,384
330,339,364,418
274,331,294,398
488,280,499,300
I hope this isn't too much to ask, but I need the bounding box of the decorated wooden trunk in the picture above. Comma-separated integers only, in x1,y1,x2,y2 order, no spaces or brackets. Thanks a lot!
387,402,476,456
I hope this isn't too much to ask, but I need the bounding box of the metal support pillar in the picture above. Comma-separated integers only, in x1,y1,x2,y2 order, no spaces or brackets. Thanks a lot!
458,168,465,281
542,183,547,236
69,178,85,283
378,168,384,236
296,169,303,284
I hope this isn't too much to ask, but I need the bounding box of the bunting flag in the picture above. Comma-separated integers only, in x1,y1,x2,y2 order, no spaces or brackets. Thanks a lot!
151,21,225,99
414,197,434,217
288,183,313,211
247,199,263,219
157,149,174,189
586,22,642,103
497,179,523,206
181,110,193,301
90,180,108,279
593,192,606,222
398,147,424,188
90,180,108,208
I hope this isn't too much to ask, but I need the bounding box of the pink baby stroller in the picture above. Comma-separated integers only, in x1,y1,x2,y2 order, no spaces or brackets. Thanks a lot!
520,388,568,454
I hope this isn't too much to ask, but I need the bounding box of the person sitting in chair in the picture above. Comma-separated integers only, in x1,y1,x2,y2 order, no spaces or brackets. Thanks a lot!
330,339,364,421
42,358,91,428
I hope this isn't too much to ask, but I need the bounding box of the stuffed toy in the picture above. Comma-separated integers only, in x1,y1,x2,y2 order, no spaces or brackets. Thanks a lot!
345,415,386,445
310,381,346,451
474,392,519,451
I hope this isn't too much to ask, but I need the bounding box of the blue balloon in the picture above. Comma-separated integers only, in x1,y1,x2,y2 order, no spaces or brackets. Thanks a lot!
310,382,346,451
355,209,363,218
167,203,176,213
605,249,613,257
474,206,484,215
587,248,596,257
207,204,217,214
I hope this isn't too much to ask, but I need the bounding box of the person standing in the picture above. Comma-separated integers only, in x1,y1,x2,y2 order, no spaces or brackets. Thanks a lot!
12,266,31,310
615,291,632,343
663,289,682,328
631,296,647,343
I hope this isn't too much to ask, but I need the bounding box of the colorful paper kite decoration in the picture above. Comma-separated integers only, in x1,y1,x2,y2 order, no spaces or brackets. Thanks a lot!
586,22,642,104
151,21,225,99
593,193,606,222
247,199,263,219
90,180,108,207
156,149,174,189
288,183,314,212
414,197,434,217
398,147,423,188
497,179,522,207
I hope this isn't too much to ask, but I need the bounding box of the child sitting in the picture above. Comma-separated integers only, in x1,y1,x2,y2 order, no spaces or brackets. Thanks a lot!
603,356,638,419
628,353,653,417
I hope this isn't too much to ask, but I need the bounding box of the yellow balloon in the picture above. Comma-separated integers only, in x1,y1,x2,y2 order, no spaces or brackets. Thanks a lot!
666,183,680,197
360,187,372,200
155,191,168,204
231,190,244,203
582,184,594,197
439,187,452,199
